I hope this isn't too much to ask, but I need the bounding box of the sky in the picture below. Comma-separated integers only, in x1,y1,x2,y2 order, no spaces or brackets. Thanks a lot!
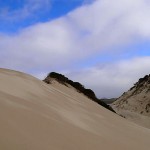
0,0,150,98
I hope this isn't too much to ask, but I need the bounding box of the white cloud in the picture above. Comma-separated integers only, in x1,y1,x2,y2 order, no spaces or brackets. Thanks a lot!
0,18,80,71
66,57,150,98
68,0,150,51
1,0,150,67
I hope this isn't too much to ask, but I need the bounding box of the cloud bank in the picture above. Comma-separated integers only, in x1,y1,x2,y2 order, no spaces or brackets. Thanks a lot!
0,0,150,97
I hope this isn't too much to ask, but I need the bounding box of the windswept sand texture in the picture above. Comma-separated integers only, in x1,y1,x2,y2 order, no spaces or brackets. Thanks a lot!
0,68,150,150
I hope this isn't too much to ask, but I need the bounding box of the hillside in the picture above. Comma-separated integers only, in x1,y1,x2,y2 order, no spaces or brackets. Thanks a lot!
0,68,150,150
100,98,116,104
112,74,150,128
44,72,115,112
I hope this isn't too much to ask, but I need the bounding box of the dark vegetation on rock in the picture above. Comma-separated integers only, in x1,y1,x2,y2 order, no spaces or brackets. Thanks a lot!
44,72,115,113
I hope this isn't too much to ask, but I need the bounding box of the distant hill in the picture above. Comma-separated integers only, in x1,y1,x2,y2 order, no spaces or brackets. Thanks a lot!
44,72,115,113
100,98,116,104
112,74,150,128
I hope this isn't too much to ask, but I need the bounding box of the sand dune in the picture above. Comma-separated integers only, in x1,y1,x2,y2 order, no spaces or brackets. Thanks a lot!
112,74,150,128
0,68,150,150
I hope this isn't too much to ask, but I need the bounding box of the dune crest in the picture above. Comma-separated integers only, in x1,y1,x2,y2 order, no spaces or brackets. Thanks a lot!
44,72,115,112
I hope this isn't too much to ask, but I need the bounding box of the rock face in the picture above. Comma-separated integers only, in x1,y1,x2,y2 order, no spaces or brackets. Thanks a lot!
112,74,150,128
44,72,115,113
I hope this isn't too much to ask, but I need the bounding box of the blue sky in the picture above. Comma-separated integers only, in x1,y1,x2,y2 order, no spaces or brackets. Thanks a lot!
0,0,150,98
0,0,84,33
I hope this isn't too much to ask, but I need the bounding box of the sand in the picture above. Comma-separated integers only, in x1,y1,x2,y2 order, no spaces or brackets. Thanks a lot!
0,68,150,150
111,79,150,129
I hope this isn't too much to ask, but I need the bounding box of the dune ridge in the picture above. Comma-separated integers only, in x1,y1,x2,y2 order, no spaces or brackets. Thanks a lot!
44,72,115,112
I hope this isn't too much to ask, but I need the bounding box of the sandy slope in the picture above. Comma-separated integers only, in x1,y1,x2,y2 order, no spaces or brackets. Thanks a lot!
111,75,150,128
0,68,150,150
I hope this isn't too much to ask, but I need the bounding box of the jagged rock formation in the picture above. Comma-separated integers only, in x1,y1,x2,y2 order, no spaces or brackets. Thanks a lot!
44,72,115,113
112,74,150,128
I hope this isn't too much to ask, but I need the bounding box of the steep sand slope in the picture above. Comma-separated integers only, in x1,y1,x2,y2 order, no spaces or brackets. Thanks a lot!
112,75,150,128
0,68,150,150
44,72,115,112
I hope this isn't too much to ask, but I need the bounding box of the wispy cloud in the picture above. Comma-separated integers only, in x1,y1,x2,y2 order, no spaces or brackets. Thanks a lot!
0,0,51,22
